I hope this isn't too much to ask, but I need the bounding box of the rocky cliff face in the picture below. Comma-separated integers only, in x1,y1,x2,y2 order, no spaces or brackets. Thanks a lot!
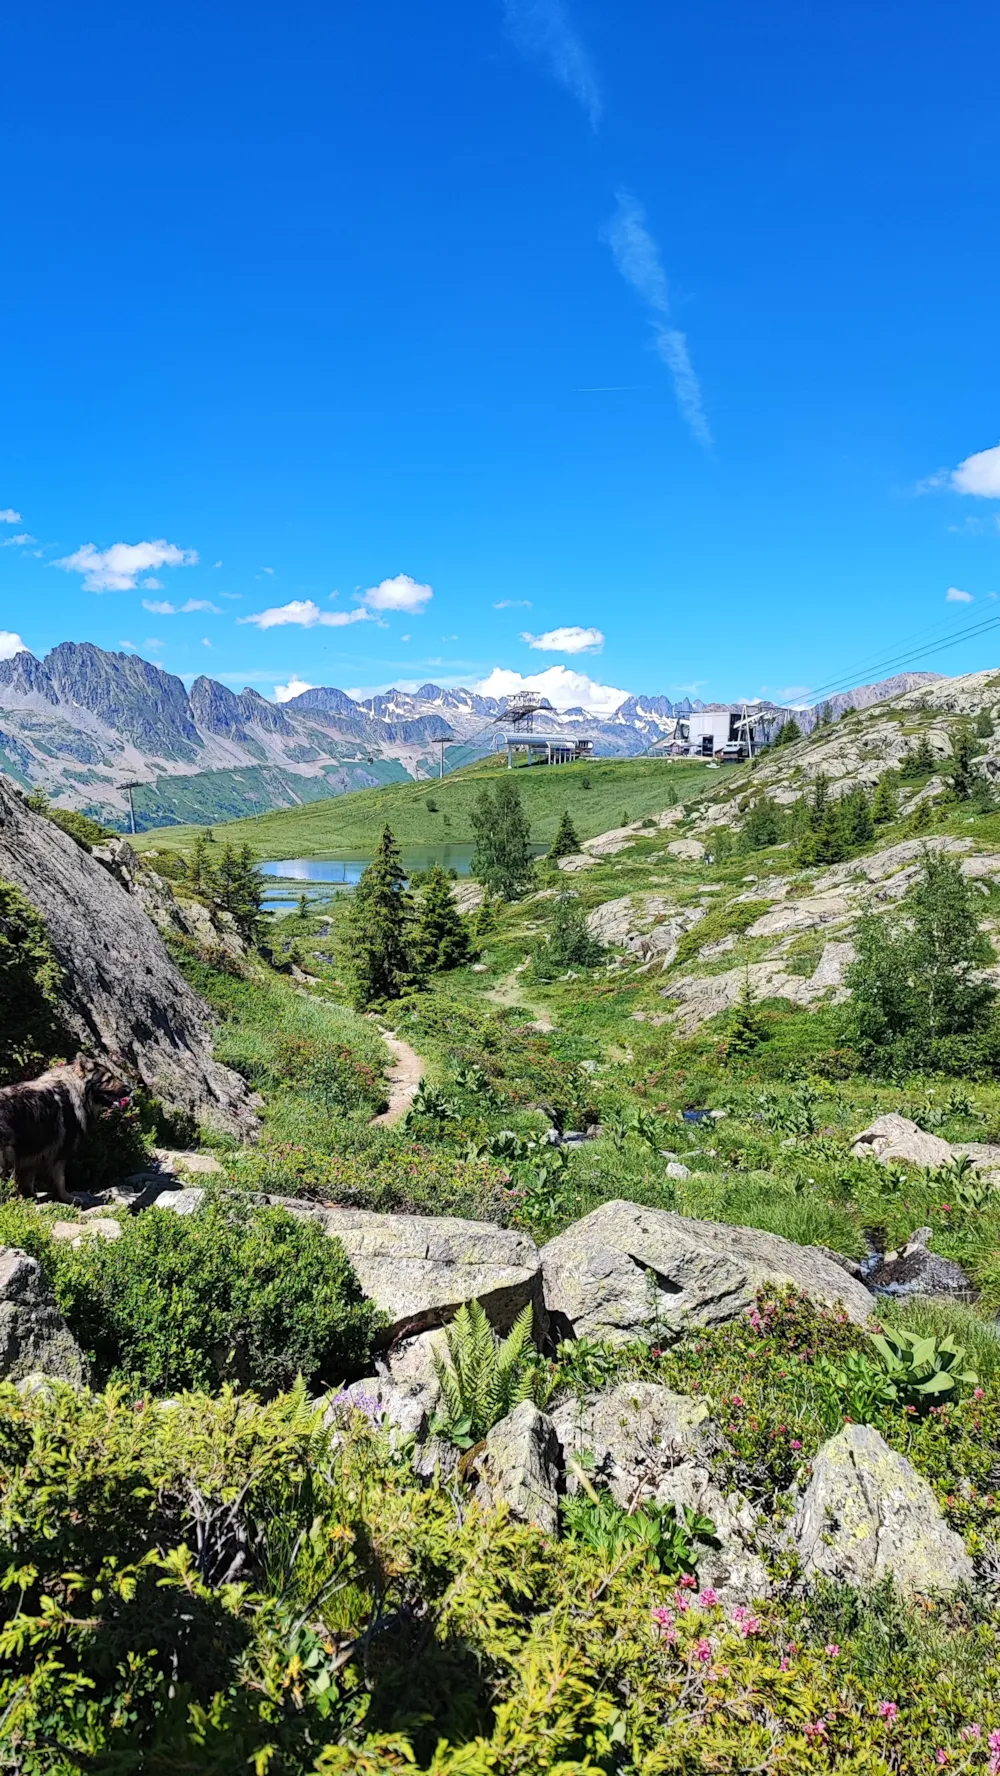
0,775,257,1136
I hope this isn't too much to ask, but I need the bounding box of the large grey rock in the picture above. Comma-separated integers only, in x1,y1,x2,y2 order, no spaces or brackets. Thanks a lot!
377,1326,449,1417
585,895,704,968
322,1377,428,1446
318,1207,544,1345
0,1247,88,1387
867,1226,977,1302
473,1401,561,1534
540,1200,872,1343
851,1114,953,1170
0,776,257,1137
552,1382,769,1602
792,1423,974,1597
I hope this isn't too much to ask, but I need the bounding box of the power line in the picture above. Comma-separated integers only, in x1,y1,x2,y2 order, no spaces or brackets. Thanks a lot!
801,612,1000,705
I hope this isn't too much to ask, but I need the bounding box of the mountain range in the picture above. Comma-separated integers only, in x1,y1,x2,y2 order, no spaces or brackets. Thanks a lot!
0,641,942,831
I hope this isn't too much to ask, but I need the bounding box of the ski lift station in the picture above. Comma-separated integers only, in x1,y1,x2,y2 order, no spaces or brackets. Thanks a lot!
492,694,595,767
666,703,788,761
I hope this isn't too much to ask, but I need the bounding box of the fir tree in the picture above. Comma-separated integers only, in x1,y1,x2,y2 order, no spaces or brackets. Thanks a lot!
548,809,581,859
412,864,472,974
871,772,899,823
947,723,980,801
774,718,802,747
214,842,264,946
740,795,782,851
840,785,875,848
344,825,413,1006
545,896,603,969
188,829,217,895
725,972,768,1056
975,708,995,739
901,733,936,778
471,777,535,900
910,797,933,832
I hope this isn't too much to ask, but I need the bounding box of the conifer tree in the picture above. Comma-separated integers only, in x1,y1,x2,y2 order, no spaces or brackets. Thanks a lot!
841,785,875,848
948,723,980,801
548,809,581,859
215,842,265,946
725,972,767,1056
188,829,216,895
344,825,413,1006
412,864,471,974
470,776,534,900
774,718,802,747
871,773,899,824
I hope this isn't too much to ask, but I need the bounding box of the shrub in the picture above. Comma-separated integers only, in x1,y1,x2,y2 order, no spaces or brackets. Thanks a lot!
53,1193,382,1395
532,895,604,978
562,1482,717,1577
225,1134,511,1219
0,877,64,1084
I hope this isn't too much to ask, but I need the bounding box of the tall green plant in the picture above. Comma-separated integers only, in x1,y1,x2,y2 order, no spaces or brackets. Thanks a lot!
0,878,64,1084
411,864,471,974
431,1300,549,1446
343,825,413,1006
548,809,581,859
470,777,534,900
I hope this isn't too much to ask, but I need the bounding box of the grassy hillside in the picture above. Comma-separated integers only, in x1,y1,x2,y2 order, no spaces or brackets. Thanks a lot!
134,753,711,858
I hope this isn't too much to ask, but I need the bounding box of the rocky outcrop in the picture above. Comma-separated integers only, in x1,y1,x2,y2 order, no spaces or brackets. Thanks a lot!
586,895,704,967
0,776,257,1137
791,1423,973,1596
0,1247,88,1386
472,1401,561,1534
552,1381,769,1603
866,1227,977,1302
540,1200,872,1343
851,1114,953,1170
317,1208,545,1346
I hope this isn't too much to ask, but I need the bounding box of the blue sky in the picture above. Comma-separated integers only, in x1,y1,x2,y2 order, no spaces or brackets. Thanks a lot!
2,0,999,712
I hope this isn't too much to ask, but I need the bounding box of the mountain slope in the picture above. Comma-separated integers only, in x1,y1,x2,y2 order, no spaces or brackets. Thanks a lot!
0,639,944,832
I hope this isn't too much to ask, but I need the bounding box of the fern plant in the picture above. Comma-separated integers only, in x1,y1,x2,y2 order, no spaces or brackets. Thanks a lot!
431,1300,552,1447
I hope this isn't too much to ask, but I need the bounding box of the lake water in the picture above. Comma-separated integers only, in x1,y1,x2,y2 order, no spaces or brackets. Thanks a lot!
260,843,547,910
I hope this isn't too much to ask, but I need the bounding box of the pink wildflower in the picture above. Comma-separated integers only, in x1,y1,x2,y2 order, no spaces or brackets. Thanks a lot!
779,1657,790,1671
989,1727,1000,1776
960,1725,982,1742
679,1573,697,1589
694,1637,712,1663
935,1752,948,1767
730,1395,744,1407
698,1587,719,1608
791,1438,802,1450
824,1642,840,1658
878,1701,898,1722
673,1591,691,1614
651,1606,674,1627
975,1387,986,1400
803,1720,827,1740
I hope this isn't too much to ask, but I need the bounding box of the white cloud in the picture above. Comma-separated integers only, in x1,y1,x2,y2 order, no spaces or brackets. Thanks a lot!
0,630,26,660
142,577,163,590
358,572,433,614
142,599,176,615
401,633,411,642
274,677,315,703
0,509,21,524
181,598,222,614
1,532,36,548
495,598,533,609
143,637,164,651
603,192,711,449
951,443,1000,498
55,538,199,593
947,586,975,603
474,663,629,716
239,599,372,631
521,624,604,654
201,637,212,647
503,0,601,128
120,639,138,651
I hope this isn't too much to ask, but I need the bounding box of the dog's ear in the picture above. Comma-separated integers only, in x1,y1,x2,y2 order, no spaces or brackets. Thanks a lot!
72,1055,94,1078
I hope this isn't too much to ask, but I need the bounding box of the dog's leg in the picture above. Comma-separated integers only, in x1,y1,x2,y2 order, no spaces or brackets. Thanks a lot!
13,1162,36,1200
48,1156,76,1206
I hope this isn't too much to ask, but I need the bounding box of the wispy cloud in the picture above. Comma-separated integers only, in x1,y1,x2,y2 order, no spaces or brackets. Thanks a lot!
947,586,975,603
239,599,373,631
55,538,199,592
521,624,604,654
603,192,711,450
502,0,601,128
0,509,21,524
142,599,176,615
241,574,433,631
0,532,35,548
494,598,532,609
0,630,26,660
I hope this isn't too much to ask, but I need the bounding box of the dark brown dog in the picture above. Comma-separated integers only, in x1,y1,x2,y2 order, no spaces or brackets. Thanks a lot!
0,1056,131,1204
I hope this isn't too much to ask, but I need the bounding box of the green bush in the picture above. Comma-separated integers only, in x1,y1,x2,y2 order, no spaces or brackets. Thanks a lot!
225,1134,511,1219
0,877,64,1084
53,1193,382,1395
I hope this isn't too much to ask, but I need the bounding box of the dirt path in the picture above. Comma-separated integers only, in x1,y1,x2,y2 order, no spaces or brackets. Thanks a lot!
487,964,555,1033
372,1030,425,1125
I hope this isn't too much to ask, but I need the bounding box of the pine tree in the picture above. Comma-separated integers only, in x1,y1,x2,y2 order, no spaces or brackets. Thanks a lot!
774,718,802,747
740,795,782,851
871,772,899,823
947,723,980,801
902,734,936,778
841,785,875,848
910,797,933,832
975,708,995,739
470,777,535,900
725,972,767,1056
188,829,217,895
344,825,413,1006
412,864,472,973
548,809,581,859
215,842,264,946
470,893,497,941
543,896,603,970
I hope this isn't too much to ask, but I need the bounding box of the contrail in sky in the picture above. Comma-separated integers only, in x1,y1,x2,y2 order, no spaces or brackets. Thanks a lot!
603,191,712,450
502,0,602,129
